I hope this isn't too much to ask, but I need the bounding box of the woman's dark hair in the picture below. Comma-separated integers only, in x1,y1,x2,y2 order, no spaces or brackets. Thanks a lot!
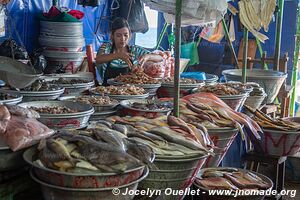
111,17,130,34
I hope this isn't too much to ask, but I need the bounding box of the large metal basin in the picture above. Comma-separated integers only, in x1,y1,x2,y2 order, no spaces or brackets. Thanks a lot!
222,69,287,103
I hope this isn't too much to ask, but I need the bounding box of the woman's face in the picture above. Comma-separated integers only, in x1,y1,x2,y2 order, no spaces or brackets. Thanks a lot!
111,27,130,48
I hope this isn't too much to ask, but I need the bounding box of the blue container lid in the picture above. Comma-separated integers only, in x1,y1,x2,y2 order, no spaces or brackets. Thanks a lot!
0,80,5,87
180,72,206,80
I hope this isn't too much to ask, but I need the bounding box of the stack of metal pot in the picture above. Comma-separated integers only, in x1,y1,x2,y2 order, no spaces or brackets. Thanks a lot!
39,21,86,73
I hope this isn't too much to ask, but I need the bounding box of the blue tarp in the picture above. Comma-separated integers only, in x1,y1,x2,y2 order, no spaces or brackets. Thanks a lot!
0,0,112,53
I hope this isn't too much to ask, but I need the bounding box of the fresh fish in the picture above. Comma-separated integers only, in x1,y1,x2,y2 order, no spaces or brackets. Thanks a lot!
88,128,126,151
195,177,239,190
127,131,157,144
95,120,113,128
54,161,73,171
167,115,196,137
129,137,185,156
46,138,75,166
6,104,40,118
134,122,157,130
112,124,128,135
156,140,208,155
78,142,141,172
75,160,99,171
124,138,157,169
149,126,209,152
137,130,165,141
224,172,271,189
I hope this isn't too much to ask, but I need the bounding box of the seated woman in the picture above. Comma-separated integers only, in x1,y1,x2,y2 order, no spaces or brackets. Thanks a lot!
95,17,163,85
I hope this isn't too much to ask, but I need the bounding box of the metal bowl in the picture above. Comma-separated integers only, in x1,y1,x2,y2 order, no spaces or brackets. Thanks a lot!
0,92,23,105
120,99,173,119
90,110,118,121
18,101,94,129
158,82,205,98
222,69,287,104
204,74,219,85
24,147,146,189
194,167,273,200
43,73,95,95
1,88,65,102
30,167,149,200
107,79,161,97
58,95,119,112
218,92,249,111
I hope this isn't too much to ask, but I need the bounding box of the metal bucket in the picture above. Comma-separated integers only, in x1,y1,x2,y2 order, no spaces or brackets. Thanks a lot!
0,92,23,105
244,94,267,111
1,88,65,102
30,167,149,200
256,128,300,156
23,147,145,189
18,101,94,130
139,153,208,200
204,74,219,85
0,146,27,172
222,69,287,104
108,94,150,101
44,74,95,95
40,21,83,37
218,92,249,111
194,168,273,200
120,99,173,119
204,128,239,168
157,82,205,98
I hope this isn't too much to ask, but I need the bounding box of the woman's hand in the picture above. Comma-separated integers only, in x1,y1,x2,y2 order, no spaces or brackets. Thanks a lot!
138,54,150,68
116,52,134,68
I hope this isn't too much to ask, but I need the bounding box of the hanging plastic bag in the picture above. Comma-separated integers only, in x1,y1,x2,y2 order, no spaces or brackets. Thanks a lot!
200,21,224,43
0,6,5,37
180,35,201,66
0,39,28,59
111,0,149,33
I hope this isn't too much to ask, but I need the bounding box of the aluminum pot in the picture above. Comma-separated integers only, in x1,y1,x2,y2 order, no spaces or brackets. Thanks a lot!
18,101,94,130
30,167,149,200
23,147,146,189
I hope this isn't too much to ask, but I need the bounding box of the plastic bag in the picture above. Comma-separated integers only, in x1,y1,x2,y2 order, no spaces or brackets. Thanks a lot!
112,0,149,33
30,49,47,73
144,61,165,78
1,116,55,151
0,39,29,60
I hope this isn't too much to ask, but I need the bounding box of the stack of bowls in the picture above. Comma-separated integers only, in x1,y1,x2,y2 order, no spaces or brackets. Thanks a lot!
23,147,149,200
39,21,86,73
0,91,23,105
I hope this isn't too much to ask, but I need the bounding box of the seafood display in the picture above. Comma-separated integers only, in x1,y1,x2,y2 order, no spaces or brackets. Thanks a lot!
92,85,146,96
30,106,78,114
0,105,54,151
246,106,300,131
34,129,153,173
163,77,203,84
103,114,213,156
114,71,160,84
196,168,272,190
20,79,62,91
128,100,173,111
197,84,242,96
75,96,118,106
181,93,262,140
48,77,90,84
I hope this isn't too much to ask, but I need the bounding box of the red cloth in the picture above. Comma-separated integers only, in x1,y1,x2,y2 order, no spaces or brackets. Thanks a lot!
43,6,60,18
68,10,84,20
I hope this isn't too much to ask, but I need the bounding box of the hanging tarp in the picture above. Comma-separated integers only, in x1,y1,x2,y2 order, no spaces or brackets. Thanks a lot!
0,0,112,52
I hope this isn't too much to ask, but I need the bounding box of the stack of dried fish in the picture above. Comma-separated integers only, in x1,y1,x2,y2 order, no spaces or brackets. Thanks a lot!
238,0,276,42
245,105,300,131
104,115,213,157
182,93,262,140
20,79,61,91
35,128,154,173
196,168,272,190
